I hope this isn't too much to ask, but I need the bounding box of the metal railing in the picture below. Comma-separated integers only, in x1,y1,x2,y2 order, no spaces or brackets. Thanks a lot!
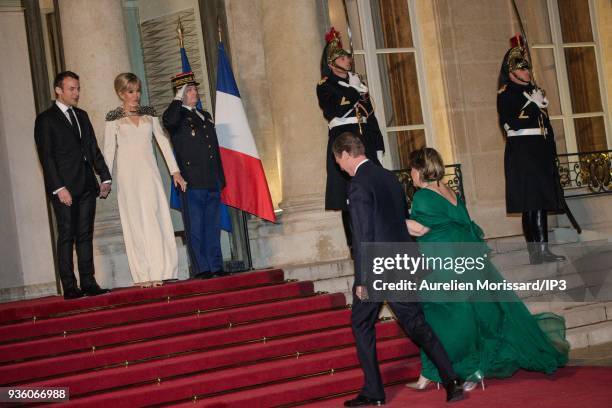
557,150,612,198
394,164,464,209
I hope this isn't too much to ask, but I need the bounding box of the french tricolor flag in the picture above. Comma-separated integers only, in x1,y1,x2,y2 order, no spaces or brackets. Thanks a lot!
215,43,276,223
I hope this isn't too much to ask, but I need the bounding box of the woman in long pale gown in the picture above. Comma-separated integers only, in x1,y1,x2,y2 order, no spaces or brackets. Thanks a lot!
104,73,187,287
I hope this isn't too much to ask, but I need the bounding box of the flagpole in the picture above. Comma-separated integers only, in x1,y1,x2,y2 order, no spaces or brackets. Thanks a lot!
215,19,255,271
177,17,184,49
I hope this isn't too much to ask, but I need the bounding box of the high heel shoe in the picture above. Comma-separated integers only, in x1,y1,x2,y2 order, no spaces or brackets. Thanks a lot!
406,374,439,390
463,370,485,391
152,281,163,287
138,281,152,288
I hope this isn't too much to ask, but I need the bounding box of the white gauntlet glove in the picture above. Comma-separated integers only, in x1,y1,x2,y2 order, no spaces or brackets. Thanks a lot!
174,84,188,101
525,88,549,109
348,72,368,94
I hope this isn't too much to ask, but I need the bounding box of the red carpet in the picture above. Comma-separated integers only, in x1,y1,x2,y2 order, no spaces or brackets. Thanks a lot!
0,269,420,406
2,269,605,407
311,366,612,408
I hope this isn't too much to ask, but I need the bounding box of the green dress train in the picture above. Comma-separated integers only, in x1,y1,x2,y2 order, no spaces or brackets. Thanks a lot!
410,188,569,383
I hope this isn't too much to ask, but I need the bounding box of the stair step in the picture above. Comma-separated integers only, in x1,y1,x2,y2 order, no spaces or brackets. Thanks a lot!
0,269,284,324
171,359,419,408
313,276,353,295
65,338,416,407
283,259,353,282
0,282,324,362
0,280,313,343
0,308,352,384
26,322,405,396
567,320,612,349
562,302,611,329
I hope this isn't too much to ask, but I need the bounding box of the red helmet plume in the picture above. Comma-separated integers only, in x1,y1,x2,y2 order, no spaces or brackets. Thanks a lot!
510,33,524,49
325,27,344,48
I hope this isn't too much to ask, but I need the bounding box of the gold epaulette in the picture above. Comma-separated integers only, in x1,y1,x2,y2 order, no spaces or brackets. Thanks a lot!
497,84,507,94
318,77,328,86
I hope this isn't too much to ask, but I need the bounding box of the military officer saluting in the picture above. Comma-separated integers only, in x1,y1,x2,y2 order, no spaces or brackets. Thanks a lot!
316,27,385,252
162,72,226,279
497,35,565,264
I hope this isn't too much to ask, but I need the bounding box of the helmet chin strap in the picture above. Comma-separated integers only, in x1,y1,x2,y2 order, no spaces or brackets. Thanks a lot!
510,71,530,85
330,60,352,73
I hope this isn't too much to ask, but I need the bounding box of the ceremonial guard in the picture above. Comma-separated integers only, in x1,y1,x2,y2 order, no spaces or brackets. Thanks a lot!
497,36,566,264
162,73,226,279
316,28,385,252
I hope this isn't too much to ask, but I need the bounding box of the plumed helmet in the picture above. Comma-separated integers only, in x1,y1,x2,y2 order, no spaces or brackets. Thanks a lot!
324,27,351,65
499,34,531,85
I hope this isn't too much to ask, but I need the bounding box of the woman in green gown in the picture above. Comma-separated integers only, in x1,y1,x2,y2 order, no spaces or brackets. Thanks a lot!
405,147,568,391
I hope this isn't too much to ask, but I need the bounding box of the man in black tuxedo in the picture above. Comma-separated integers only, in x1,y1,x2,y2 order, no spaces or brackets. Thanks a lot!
333,132,464,406
34,71,112,300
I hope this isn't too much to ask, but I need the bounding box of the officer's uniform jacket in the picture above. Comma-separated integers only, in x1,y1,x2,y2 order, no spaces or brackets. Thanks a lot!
162,100,225,190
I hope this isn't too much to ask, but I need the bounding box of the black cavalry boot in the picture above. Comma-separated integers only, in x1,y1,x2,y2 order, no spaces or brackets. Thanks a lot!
531,210,566,264
523,211,539,263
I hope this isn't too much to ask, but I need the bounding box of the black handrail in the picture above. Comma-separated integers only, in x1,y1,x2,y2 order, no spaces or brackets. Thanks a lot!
557,150,612,197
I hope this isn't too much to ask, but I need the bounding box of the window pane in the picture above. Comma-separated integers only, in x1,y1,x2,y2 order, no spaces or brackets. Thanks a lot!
353,54,368,84
371,0,413,49
531,48,562,116
551,119,567,154
565,47,603,113
575,116,607,152
327,0,363,51
394,129,426,169
514,0,552,44
557,0,593,43
378,53,423,127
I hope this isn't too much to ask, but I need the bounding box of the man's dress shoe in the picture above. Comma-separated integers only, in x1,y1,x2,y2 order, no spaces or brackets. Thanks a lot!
445,379,465,402
82,285,111,296
213,270,228,278
343,395,385,406
63,288,84,300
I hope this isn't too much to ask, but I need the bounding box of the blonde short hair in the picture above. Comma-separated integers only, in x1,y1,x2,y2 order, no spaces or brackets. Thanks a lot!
408,147,445,182
114,72,141,96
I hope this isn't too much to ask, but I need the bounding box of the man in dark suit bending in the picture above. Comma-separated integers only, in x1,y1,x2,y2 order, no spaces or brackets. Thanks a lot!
34,71,111,299
332,132,463,406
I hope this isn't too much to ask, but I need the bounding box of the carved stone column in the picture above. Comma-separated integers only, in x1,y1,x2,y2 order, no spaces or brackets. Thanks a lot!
59,0,136,287
226,0,349,268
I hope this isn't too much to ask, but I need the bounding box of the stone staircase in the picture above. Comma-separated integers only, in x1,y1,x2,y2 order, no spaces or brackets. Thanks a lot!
283,226,612,350
490,227,612,349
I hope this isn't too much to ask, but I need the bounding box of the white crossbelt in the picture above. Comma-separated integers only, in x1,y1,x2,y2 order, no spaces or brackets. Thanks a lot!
503,124,544,137
328,116,367,129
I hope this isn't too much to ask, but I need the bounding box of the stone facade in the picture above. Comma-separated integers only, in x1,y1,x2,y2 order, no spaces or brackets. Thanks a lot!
0,0,611,299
